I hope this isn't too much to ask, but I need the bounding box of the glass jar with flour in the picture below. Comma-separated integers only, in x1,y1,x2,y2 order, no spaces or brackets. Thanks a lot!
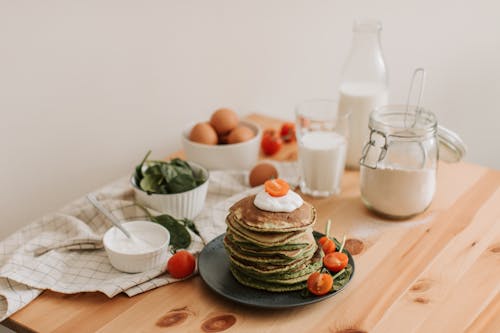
359,105,465,218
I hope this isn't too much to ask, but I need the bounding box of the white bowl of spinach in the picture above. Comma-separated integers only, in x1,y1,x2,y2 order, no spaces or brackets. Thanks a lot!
131,151,209,219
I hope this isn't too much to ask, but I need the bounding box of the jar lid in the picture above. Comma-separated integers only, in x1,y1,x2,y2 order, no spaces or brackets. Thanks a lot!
437,125,466,163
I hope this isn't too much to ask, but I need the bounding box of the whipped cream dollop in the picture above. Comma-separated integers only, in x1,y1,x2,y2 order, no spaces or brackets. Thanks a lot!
254,189,304,212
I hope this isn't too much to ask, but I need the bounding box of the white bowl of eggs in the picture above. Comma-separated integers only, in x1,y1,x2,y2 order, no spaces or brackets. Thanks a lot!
182,108,262,170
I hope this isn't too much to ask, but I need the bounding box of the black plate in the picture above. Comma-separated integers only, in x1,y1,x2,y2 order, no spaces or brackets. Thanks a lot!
198,231,355,309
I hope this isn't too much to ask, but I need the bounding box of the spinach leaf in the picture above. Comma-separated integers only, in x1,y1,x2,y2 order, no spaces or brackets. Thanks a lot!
152,214,191,251
170,158,191,170
134,150,152,185
133,152,206,195
144,163,163,176
179,218,201,237
332,264,353,291
167,174,197,193
333,237,342,251
160,163,178,183
193,167,207,186
140,174,164,194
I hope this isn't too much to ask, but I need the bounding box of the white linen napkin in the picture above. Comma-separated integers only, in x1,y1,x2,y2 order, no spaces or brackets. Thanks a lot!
0,161,298,321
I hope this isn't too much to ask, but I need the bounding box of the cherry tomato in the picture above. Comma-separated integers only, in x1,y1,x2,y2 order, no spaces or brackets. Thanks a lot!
280,122,296,142
318,236,329,247
321,238,336,254
167,250,196,279
307,272,333,296
261,129,283,155
264,178,290,197
323,252,348,272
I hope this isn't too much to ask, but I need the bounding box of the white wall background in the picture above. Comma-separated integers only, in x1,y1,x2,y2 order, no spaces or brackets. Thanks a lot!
1,0,499,246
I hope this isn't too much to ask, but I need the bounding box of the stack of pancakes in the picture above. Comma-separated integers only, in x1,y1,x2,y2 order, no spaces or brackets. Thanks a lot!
224,194,322,292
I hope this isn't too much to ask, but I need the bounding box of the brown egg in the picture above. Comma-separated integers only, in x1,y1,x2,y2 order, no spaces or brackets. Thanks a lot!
189,122,218,145
249,163,279,187
210,108,239,135
227,125,255,144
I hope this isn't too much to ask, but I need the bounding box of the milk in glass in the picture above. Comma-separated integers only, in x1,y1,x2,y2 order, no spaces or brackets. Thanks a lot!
295,99,349,197
299,131,347,195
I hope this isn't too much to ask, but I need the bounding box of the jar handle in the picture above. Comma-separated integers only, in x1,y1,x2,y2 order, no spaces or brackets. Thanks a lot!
359,129,388,169
437,125,467,163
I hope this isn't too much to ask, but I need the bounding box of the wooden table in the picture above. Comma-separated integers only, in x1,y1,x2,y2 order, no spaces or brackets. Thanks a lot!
3,114,500,333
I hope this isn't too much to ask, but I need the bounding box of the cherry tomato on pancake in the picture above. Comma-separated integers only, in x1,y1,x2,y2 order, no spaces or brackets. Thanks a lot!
264,179,290,197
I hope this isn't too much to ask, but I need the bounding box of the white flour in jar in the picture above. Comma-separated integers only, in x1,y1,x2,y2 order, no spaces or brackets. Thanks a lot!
360,166,436,217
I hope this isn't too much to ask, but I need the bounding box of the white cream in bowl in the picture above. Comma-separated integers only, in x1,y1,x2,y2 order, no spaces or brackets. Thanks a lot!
103,221,170,273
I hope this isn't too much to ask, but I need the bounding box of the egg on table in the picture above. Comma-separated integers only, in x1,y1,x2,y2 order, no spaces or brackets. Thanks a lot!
249,162,279,187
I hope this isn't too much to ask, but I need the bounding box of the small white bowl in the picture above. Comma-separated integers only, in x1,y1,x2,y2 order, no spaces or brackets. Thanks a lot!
131,161,209,219
103,221,170,273
182,120,262,170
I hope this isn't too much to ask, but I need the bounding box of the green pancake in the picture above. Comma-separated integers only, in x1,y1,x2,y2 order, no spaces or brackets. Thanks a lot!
230,264,314,285
223,234,317,265
237,259,322,281
228,246,323,277
226,214,310,247
226,230,311,251
229,265,307,292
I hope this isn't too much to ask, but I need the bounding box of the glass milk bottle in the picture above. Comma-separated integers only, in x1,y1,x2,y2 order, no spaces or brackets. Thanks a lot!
339,18,388,169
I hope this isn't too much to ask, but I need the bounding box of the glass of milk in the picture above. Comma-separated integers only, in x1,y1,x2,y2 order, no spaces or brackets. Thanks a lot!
295,99,350,197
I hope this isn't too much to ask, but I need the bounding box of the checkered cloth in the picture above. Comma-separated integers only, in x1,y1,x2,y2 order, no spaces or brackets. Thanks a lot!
0,161,298,321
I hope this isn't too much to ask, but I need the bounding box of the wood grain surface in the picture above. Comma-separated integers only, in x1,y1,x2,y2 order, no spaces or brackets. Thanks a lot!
3,114,500,333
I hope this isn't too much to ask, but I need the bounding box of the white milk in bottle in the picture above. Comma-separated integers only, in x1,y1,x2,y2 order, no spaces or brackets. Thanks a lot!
339,82,388,168
339,18,388,169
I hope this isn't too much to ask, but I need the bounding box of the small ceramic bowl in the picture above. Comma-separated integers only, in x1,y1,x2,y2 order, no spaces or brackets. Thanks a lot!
131,161,209,219
182,120,262,170
103,221,170,273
